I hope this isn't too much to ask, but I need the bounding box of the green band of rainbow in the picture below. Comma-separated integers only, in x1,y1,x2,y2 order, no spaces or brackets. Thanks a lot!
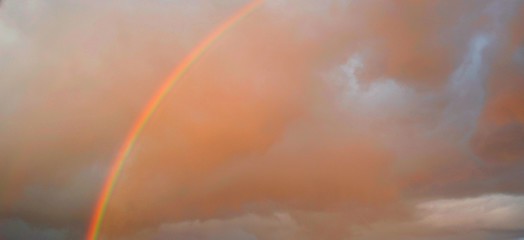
85,1,264,239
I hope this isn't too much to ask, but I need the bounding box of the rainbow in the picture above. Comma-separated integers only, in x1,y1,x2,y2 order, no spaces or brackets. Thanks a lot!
85,1,265,239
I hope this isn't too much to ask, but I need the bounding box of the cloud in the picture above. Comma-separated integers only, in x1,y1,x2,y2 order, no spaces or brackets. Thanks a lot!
351,194,524,240
470,1,524,164
0,218,68,240
124,212,300,240
417,194,524,231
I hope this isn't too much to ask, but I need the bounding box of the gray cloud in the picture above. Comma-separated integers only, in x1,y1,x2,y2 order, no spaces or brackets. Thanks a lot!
0,218,68,240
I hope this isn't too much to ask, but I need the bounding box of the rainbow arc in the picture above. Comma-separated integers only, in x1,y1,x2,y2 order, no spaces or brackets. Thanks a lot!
85,1,265,239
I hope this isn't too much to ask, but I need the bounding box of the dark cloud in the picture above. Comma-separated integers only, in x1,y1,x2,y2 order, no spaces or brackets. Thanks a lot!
0,218,68,240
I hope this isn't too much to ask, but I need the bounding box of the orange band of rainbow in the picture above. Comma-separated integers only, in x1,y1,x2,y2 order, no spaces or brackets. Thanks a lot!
85,1,264,239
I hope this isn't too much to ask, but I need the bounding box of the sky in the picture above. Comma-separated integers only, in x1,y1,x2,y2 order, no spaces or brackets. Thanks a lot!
0,0,524,239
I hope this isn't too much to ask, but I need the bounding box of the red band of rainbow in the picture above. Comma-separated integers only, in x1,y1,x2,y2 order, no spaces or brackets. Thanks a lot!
85,1,264,239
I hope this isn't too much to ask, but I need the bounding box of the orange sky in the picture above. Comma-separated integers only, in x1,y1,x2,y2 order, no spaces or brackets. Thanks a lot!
1,0,524,239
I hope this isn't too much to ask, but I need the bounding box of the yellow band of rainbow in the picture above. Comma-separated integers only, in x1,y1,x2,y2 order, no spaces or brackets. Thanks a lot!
85,1,264,239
